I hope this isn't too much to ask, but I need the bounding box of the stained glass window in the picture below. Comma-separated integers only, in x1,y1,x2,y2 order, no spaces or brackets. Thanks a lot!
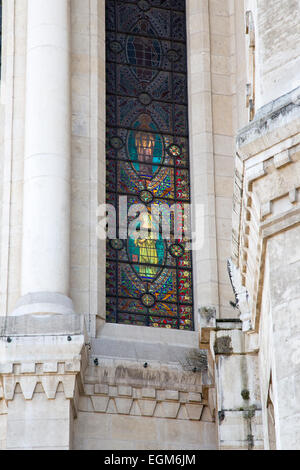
105,0,194,330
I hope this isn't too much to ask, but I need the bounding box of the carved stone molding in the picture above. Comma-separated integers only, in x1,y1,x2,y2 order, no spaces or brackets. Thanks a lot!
0,315,87,409
79,381,216,423
1,373,77,401
80,357,216,422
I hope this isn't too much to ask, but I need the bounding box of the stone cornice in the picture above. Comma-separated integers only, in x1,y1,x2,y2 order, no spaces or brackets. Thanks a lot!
237,86,300,160
79,380,215,423
78,356,216,422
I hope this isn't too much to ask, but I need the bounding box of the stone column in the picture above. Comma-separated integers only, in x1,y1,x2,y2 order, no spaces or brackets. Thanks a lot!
13,0,74,315
186,0,219,326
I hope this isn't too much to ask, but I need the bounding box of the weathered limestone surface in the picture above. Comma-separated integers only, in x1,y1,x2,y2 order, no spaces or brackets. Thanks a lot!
256,0,300,107
230,86,300,449
73,348,217,450
0,0,299,451
213,321,263,450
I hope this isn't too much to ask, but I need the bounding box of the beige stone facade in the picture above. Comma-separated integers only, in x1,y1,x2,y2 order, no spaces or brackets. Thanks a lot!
0,0,299,450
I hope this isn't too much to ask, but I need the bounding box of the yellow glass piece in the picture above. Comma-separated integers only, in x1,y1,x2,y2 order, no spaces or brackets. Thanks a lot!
135,212,158,279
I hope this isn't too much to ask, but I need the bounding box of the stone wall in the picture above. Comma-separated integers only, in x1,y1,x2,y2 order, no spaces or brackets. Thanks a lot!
256,0,300,107
0,0,27,315
1,0,300,451
232,86,300,449
264,226,300,449
74,374,217,450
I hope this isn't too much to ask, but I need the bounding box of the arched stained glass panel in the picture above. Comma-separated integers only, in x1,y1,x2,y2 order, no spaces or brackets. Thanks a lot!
105,0,194,330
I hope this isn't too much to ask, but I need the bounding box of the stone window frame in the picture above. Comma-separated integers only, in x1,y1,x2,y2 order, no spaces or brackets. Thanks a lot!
91,0,218,346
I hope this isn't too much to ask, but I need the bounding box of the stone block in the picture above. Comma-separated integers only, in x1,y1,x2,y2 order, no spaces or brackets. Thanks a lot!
129,400,142,416
138,399,157,417
201,406,214,422
179,392,188,403
141,388,156,399
83,384,94,395
108,386,118,397
188,392,202,403
177,405,189,420
220,409,261,444
274,150,291,168
154,402,180,419
186,404,203,421
115,398,133,415
61,376,76,399
78,397,94,413
3,377,17,401
118,386,132,397
106,399,117,414
111,415,157,442
156,390,165,401
41,376,60,399
94,384,109,395
91,396,109,413
20,363,36,374
18,377,37,400
165,390,179,401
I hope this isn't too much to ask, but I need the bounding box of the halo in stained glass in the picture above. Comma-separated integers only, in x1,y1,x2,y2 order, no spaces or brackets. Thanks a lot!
126,114,165,180
139,190,154,204
109,40,123,54
110,136,124,150
138,0,151,11
138,92,152,106
167,49,180,63
167,143,182,158
169,243,185,259
141,293,156,308
110,239,124,251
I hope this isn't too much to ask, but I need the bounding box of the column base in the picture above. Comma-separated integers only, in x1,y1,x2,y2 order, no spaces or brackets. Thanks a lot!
12,292,75,316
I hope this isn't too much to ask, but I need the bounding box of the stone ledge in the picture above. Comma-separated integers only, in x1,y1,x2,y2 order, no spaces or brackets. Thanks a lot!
84,359,212,391
0,313,85,337
90,336,213,387
237,86,300,158
0,315,87,404
0,334,86,371
1,374,77,401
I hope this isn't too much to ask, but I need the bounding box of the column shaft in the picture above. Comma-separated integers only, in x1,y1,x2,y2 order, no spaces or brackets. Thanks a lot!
15,0,73,315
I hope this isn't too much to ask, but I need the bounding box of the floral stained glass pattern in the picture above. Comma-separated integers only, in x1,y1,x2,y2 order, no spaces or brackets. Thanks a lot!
106,0,193,330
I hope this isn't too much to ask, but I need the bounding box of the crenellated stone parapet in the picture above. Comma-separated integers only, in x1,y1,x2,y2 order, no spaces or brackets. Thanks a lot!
0,314,87,449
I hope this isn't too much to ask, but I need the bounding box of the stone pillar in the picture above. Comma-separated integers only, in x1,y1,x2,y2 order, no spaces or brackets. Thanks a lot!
13,0,73,316
214,321,263,450
186,0,219,321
